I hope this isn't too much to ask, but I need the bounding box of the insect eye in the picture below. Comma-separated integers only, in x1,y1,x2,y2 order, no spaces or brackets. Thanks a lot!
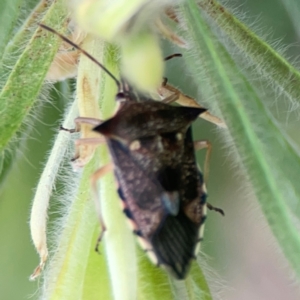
116,92,125,101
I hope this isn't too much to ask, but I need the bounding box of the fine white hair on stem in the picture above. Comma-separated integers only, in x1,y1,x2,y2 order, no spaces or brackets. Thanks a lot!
29,99,78,280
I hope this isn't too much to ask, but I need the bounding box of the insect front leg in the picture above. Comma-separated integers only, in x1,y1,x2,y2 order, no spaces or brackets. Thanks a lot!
159,82,227,128
194,140,225,216
75,116,104,127
90,163,114,252
60,117,105,166
75,137,106,146
60,117,102,133
68,117,105,167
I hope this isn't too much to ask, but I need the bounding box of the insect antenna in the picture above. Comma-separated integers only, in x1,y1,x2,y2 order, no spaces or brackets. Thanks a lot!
39,23,121,89
164,53,182,61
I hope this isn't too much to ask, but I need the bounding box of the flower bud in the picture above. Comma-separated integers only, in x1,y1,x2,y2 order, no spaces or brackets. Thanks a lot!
121,30,164,93
73,0,170,41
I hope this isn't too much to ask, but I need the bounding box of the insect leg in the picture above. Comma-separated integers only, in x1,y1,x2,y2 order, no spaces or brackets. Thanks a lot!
90,163,114,252
71,137,105,167
60,125,78,133
60,117,103,134
69,117,104,166
194,140,212,184
75,137,105,146
194,140,225,216
75,116,103,126
159,83,226,128
161,92,180,104
207,203,225,216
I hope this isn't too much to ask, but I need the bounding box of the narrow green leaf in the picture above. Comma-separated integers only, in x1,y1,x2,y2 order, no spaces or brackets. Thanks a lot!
136,246,173,300
190,262,212,300
169,279,190,300
0,0,49,77
280,0,300,37
198,0,300,107
0,0,68,152
40,40,117,300
81,228,113,300
0,0,52,177
42,157,98,299
0,0,23,57
180,0,300,278
0,0,66,183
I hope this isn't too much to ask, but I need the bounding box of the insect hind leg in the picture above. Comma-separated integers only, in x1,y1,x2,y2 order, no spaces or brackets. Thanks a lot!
194,140,225,216
207,203,225,216
194,140,211,184
159,82,226,128
90,163,114,252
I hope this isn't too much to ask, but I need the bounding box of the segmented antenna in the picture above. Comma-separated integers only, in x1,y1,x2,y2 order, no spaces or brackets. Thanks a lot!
39,23,121,88
164,53,182,61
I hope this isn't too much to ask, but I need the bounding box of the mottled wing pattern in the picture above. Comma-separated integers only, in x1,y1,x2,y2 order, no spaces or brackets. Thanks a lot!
150,127,207,279
94,99,207,279
109,138,167,239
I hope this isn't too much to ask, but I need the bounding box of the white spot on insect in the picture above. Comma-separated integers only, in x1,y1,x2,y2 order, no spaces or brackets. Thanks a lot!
146,249,159,265
137,236,151,251
137,237,159,265
162,192,179,216
157,136,164,152
125,214,139,231
129,139,141,151
176,132,182,141
119,199,126,210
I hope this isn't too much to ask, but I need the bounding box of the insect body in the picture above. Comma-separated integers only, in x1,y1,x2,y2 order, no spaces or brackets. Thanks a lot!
37,24,223,280
91,84,208,279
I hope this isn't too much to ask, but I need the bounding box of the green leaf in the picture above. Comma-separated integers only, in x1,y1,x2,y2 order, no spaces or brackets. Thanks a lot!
190,262,212,300
0,0,68,152
280,0,300,37
180,0,300,278
0,0,23,58
198,0,300,107
41,156,99,299
137,246,173,300
81,229,113,300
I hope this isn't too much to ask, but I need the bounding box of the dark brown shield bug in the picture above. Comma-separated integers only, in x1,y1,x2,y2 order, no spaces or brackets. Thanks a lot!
39,24,224,280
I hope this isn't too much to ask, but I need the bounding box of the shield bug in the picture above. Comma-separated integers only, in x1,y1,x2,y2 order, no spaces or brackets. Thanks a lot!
38,24,224,280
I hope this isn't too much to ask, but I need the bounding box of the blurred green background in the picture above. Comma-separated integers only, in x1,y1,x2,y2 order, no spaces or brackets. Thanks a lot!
1,0,300,299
